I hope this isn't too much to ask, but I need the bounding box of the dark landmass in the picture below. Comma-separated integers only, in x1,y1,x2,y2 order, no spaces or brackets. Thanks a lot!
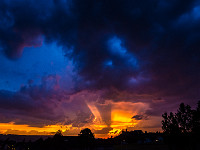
0,134,52,142
0,129,199,150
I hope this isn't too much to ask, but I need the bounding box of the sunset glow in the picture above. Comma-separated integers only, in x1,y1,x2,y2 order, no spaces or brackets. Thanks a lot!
0,0,200,140
0,101,150,138
0,123,70,135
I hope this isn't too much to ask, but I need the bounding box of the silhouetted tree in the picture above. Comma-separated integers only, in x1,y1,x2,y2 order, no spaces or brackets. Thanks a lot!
52,130,64,150
162,101,200,135
79,128,95,148
176,103,193,133
162,112,180,135
54,130,63,138
192,101,200,134
79,128,94,139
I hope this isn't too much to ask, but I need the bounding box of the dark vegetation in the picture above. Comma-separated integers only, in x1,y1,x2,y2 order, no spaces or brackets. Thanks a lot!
162,101,200,150
0,102,199,150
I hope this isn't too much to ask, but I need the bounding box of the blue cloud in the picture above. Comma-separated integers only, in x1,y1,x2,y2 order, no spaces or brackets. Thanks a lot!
108,36,138,69
0,42,74,91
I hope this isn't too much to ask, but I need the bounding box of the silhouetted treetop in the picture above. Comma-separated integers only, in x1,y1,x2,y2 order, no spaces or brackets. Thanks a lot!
78,128,94,139
162,101,200,135
53,130,63,138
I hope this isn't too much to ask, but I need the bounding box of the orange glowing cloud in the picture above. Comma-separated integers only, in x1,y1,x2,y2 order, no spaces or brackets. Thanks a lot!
87,100,149,137
0,122,71,135
0,100,151,138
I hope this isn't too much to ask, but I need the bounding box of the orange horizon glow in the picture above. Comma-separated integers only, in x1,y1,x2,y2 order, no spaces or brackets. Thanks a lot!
0,101,162,138
0,122,71,135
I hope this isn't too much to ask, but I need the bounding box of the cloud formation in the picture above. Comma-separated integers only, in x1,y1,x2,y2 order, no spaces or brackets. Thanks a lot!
0,0,200,135
0,0,199,94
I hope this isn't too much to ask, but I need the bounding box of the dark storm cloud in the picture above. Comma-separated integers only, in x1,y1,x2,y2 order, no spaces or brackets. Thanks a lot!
0,89,66,126
94,127,113,134
0,0,200,109
132,115,144,120
0,76,95,127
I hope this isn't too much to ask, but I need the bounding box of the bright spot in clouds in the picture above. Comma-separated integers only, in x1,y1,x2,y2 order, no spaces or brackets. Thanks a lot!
0,100,150,138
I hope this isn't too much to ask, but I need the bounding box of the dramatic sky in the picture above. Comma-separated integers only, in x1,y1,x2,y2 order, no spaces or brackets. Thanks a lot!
0,0,200,138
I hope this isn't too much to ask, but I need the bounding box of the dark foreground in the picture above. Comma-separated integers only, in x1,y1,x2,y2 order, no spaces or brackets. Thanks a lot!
114,144,169,150
0,133,200,150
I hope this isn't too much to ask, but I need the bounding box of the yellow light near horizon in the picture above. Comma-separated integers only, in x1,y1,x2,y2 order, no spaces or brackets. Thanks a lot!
109,128,122,136
0,101,150,138
0,122,71,135
111,101,147,125
112,111,133,123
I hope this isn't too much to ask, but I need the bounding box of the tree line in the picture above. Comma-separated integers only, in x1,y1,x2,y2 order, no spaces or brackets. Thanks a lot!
162,101,200,135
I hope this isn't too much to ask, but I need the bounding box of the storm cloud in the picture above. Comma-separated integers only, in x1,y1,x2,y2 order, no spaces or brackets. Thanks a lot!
0,0,200,132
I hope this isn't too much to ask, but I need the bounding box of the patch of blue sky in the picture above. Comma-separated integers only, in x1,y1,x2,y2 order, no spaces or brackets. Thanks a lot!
0,42,74,91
